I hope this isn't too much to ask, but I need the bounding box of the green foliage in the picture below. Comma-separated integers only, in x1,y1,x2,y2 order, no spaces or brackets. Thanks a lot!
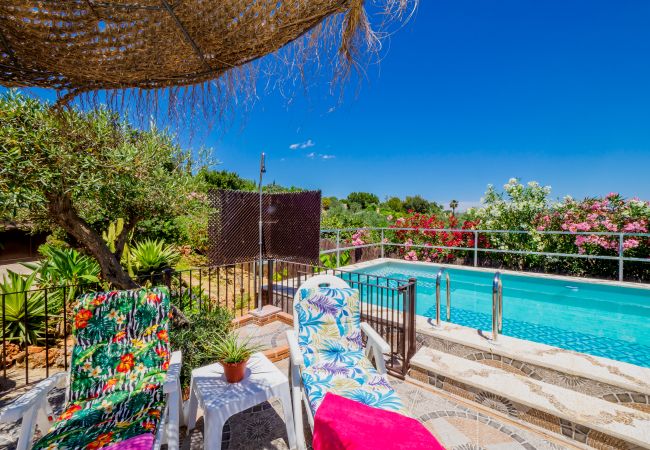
103,218,136,275
102,218,125,253
169,306,233,387
403,195,441,214
199,169,258,191
346,192,379,209
383,196,404,213
0,91,201,269
203,330,264,363
25,245,102,311
0,271,48,345
130,239,180,275
319,251,351,268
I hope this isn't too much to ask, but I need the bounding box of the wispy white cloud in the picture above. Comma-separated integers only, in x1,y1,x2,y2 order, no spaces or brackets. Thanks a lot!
321,154,335,160
289,139,315,150
306,152,316,158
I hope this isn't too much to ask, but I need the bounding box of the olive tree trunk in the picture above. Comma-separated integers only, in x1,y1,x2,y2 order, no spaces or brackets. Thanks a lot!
46,193,189,327
46,193,138,289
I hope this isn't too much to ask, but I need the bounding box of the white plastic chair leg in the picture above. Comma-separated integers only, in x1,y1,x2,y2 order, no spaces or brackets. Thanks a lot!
280,389,298,450
166,387,181,449
16,406,38,450
290,365,307,450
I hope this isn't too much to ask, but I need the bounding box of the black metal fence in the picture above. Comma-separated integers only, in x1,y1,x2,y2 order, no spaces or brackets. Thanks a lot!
1,259,417,391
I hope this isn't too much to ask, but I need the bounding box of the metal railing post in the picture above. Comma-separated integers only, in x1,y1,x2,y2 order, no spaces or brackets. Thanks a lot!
473,230,478,267
492,272,502,340
435,269,451,326
406,277,417,369
336,230,341,267
380,229,385,258
266,259,274,306
619,233,624,282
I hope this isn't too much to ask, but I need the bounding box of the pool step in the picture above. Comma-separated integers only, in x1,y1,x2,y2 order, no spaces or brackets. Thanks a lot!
409,346,650,449
415,319,650,401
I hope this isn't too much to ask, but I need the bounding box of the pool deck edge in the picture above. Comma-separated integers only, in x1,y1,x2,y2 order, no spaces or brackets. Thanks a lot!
341,257,650,290
415,317,650,396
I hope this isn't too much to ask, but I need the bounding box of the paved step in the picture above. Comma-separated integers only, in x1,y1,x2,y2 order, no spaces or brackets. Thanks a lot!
415,318,650,397
410,346,650,449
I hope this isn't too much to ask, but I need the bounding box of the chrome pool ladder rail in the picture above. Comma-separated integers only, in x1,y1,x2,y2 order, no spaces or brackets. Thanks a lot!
492,272,503,340
435,268,451,326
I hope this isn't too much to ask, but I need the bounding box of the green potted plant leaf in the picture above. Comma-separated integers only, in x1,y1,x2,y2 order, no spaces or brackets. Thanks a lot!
206,331,264,383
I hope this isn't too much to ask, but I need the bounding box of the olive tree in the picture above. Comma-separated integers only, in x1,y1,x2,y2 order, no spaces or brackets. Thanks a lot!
0,92,201,289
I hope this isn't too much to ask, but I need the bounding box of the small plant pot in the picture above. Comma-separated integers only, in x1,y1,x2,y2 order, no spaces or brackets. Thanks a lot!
220,358,248,383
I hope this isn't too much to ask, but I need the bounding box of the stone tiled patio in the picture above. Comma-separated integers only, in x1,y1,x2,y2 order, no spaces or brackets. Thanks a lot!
0,319,574,450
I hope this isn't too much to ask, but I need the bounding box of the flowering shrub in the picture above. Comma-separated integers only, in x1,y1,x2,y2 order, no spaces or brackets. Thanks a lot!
386,212,489,262
534,193,650,258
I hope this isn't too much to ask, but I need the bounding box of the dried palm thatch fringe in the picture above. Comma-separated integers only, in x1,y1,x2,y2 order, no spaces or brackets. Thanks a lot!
0,0,416,118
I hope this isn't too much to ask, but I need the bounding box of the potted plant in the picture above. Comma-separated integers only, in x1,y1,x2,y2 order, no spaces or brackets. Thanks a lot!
207,331,264,383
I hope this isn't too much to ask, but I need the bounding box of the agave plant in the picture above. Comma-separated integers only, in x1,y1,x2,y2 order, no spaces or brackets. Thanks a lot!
24,245,101,312
0,270,48,345
130,239,180,275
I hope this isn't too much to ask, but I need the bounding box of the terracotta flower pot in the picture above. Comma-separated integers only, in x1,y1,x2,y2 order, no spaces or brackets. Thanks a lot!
221,358,248,383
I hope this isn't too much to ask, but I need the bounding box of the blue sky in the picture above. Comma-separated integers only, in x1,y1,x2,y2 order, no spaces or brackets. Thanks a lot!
6,0,650,210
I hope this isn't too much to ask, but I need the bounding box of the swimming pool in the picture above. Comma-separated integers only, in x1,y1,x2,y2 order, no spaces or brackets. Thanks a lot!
354,261,650,368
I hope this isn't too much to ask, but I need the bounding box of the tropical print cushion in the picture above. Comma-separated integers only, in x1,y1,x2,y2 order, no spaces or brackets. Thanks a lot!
33,382,165,450
295,287,363,367
33,287,171,450
301,354,406,416
68,288,171,402
295,286,406,416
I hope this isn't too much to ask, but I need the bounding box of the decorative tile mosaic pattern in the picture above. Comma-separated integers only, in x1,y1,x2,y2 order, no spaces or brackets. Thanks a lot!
417,333,650,412
410,366,645,450
422,305,650,368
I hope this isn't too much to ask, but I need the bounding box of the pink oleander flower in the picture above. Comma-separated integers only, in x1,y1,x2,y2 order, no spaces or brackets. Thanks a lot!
575,222,591,231
382,238,389,244
386,215,393,221
602,219,618,232
623,238,640,250
404,251,417,261
537,225,546,231
606,192,618,199
623,221,648,233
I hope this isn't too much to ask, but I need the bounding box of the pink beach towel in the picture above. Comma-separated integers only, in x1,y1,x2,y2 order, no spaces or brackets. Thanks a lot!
312,393,445,450
103,433,154,450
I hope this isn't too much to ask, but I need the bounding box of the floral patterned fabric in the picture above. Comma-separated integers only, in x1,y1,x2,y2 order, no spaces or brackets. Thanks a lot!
33,287,171,450
296,287,406,416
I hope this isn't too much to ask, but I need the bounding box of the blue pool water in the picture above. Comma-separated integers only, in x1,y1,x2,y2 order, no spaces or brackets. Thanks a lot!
355,262,650,367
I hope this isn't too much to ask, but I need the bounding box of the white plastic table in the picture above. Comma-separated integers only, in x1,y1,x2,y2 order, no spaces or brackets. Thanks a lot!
186,352,297,449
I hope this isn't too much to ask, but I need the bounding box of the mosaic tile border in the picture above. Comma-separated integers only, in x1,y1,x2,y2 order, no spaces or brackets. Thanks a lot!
416,333,650,413
410,366,644,450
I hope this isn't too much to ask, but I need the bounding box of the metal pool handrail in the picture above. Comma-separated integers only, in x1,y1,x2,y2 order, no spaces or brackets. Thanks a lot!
435,268,451,326
319,227,650,281
492,272,503,341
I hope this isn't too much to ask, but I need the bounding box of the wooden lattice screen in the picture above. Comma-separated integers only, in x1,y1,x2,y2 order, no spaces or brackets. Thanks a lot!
208,189,321,266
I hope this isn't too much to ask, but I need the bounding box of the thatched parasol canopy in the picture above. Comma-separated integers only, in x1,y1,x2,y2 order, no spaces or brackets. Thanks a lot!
0,0,414,106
